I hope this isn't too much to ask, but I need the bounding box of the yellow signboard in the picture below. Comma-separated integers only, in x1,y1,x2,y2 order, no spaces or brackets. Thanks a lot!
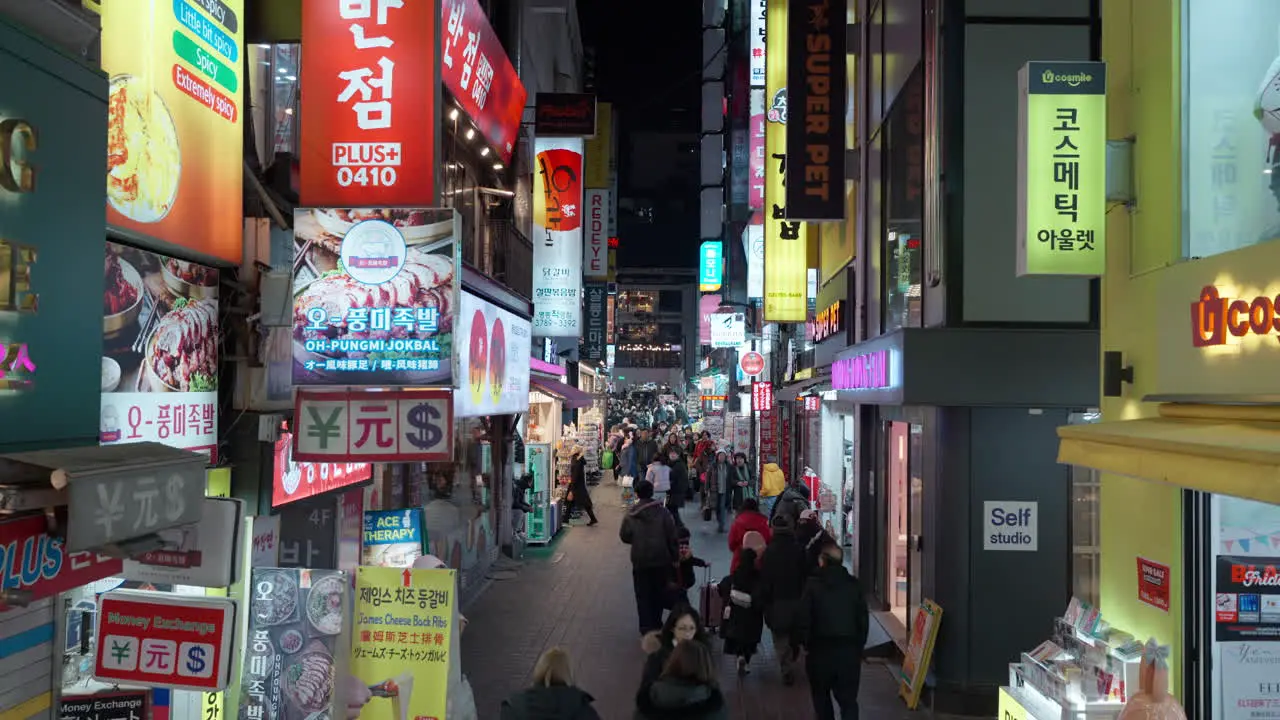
819,183,856,285
1016,61,1106,276
763,0,808,322
998,688,1031,720
585,102,613,189
202,467,231,719
898,599,943,709
352,566,458,720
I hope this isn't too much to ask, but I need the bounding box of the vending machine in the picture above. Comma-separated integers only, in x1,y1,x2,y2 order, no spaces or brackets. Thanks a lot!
525,443,560,545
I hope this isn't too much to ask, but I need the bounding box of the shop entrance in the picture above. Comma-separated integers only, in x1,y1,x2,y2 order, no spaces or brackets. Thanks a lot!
886,421,923,629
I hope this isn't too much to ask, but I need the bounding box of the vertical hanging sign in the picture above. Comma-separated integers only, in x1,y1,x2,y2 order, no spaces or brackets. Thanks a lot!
532,137,585,335
1016,61,1107,277
763,0,808,322
750,0,768,87
786,0,846,221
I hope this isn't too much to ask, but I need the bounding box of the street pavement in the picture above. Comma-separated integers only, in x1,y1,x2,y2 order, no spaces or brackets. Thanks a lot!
459,480,972,719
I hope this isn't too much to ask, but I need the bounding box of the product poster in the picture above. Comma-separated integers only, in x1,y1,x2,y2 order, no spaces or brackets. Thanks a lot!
456,290,533,418
92,0,244,263
291,208,459,387
531,137,585,336
351,566,458,720
101,242,219,459
1216,555,1280,641
898,599,943,710
1136,556,1171,612
238,568,348,720
363,509,425,568
762,0,808,322
1219,642,1280,719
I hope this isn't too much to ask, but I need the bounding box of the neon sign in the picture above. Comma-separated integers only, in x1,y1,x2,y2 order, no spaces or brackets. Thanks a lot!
0,116,39,389
833,349,889,390
1190,286,1280,347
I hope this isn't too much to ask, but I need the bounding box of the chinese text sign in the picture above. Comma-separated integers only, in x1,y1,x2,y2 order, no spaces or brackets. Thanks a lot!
1016,61,1106,276
294,389,454,462
764,0,808,322
532,137,585,336
301,0,437,206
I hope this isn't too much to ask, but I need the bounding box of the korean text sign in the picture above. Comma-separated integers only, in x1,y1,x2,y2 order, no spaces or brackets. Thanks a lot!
0,31,105,449
532,137,585,335
0,515,122,610
785,0,846,221
750,0,767,87
273,431,373,508
101,242,219,459
94,590,236,692
1016,61,1106,276
582,282,607,361
749,89,766,209
441,0,526,162
292,208,459,387
456,290,532,417
699,241,723,292
764,0,808,322
92,0,244,263
301,0,436,206
294,388,454,462
351,566,458,720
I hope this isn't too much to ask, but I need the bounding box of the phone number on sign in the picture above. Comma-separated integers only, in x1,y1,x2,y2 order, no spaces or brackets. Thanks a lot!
333,142,401,188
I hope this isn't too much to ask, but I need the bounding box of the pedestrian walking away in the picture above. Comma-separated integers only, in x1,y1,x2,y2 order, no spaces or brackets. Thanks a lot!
645,453,672,506
756,513,809,685
567,446,598,526
759,462,786,517
620,479,680,635
795,543,870,720
665,448,691,527
499,647,602,720
720,543,765,676
634,636,729,720
727,497,772,574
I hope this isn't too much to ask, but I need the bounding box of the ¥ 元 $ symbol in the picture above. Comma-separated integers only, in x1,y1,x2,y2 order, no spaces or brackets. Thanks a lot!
306,405,343,449
186,646,206,673
404,402,442,450
111,639,132,664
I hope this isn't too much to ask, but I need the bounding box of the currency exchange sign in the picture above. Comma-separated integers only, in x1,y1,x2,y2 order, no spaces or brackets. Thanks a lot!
293,389,454,463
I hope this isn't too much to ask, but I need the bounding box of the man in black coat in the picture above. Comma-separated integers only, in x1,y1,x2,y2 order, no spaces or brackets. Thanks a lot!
620,479,679,635
634,429,660,469
770,480,811,528
664,448,690,527
795,543,870,720
568,447,598,525
755,514,808,684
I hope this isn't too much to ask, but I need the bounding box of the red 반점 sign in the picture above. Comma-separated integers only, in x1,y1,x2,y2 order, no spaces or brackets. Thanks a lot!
441,0,525,162
300,0,436,206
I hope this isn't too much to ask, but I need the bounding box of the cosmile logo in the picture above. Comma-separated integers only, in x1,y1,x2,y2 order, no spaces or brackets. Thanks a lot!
1041,69,1093,87
1190,285,1280,347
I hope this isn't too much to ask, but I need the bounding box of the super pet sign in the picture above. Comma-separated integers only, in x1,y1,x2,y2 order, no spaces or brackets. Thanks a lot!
0,117,40,390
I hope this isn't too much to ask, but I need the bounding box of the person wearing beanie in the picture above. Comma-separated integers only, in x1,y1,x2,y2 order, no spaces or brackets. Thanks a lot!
620,479,680,635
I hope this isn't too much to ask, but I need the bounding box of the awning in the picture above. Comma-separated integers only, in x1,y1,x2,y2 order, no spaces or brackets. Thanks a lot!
1057,404,1280,506
777,373,828,402
530,377,595,409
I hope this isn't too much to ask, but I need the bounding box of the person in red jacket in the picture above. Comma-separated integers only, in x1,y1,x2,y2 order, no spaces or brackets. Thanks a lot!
728,497,773,573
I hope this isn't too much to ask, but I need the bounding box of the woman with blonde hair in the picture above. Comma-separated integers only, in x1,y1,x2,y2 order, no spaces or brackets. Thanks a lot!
500,647,601,720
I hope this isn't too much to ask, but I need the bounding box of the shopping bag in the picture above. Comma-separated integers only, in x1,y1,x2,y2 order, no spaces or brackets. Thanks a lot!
699,565,724,630
619,475,634,488
602,449,615,469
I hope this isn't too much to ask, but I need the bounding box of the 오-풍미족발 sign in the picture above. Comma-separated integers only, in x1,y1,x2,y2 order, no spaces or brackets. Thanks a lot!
1016,61,1107,276
293,388,454,463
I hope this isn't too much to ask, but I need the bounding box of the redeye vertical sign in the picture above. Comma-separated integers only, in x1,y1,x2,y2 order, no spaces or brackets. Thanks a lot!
786,0,846,221
764,0,808,322
1016,61,1106,277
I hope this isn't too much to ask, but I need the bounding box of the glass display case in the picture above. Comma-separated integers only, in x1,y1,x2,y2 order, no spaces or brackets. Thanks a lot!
523,443,562,545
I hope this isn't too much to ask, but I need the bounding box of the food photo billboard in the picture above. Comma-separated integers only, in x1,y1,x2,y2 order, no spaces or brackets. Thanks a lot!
456,290,532,417
101,242,219,459
93,0,245,264
292,208,460,387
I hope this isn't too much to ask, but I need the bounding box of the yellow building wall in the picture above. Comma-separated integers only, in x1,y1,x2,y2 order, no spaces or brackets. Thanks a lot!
1099,0,1184,693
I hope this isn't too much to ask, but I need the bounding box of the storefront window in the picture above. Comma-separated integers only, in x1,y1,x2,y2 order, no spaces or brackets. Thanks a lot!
1068,412,1101,606
882,65,924,332
1210,494,1280,719
1184,0,1280,258
888,421,910,627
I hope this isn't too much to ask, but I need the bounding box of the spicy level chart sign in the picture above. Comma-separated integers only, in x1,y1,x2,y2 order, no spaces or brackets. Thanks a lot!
294,389,454,463
94,590,236,692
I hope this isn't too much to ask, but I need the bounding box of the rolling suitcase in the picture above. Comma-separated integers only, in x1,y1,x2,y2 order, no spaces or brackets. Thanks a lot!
699,564,725,630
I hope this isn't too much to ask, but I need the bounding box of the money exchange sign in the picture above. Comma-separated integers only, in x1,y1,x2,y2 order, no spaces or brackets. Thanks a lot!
293,389,454,462
93,590,235,692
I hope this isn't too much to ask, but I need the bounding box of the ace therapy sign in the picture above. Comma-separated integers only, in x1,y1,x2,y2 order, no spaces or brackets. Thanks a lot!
94,590,236,692
294,389,454,463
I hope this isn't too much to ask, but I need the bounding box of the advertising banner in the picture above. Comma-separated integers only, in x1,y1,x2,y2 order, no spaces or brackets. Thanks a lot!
744,222,765,299
1136,556,1171,611
584,189,610,279
101,242,219,458
585,102,613,188
294,389,454,463
764,0,808,322
785,0,846,220
582,282,607,362
456,290,532,417
710,313,746,348
698,294,723,346
535,93,597,136
749,89,766,210
300,0,436,206
351,566,459,720
272,432,373,508
1016,61,1107,276
732,415,752,456
291,208,459,387
238,568,348,720
532,137,585,336
441,0,526,162
93,590,236,691
1215,555,1280,641
752,381,773,412
1220,642,1280,719
61,691,148,720
0,29,105,449
750,0,767,87
93,0,245,263
699,241,723,292
0,515,122,610
362,508,424,567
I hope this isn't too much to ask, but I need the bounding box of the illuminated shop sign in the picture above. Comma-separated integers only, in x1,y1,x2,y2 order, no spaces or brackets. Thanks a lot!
833,349,889,390
0,118,39,390
1191,286,1280,347
811,300,844,343
752,380,773,412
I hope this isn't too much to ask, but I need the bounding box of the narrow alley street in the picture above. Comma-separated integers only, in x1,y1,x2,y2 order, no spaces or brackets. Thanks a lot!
461,481,968,719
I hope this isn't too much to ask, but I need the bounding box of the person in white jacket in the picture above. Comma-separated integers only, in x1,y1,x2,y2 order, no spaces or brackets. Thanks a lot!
645,455,672,505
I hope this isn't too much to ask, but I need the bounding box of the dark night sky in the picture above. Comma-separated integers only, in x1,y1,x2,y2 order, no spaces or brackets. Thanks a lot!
579,1,703,269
